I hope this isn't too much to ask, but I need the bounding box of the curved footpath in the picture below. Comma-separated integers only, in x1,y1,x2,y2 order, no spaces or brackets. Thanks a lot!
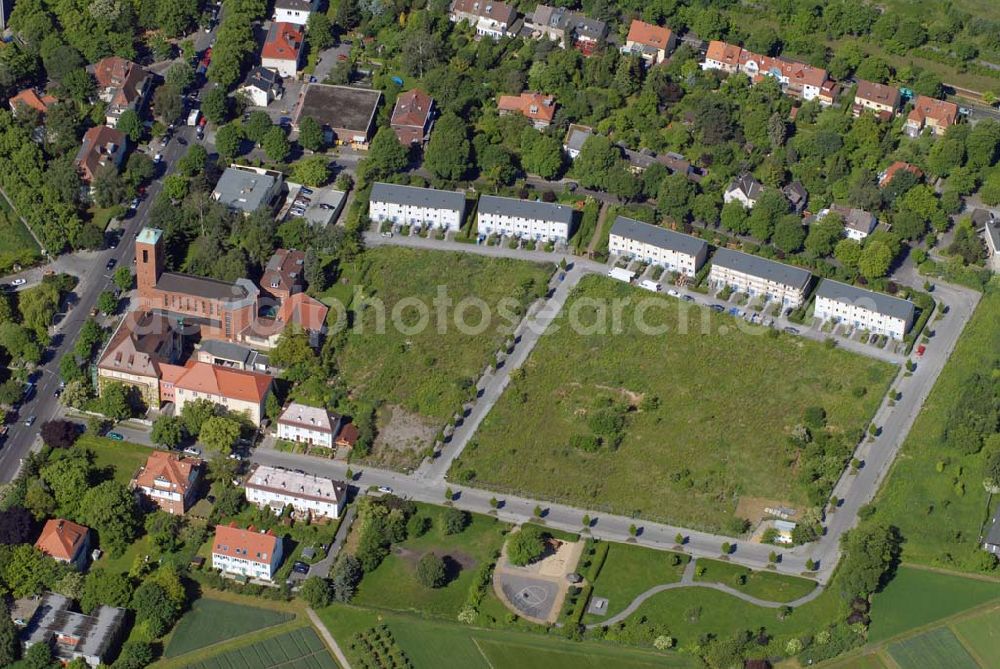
585,560,825,630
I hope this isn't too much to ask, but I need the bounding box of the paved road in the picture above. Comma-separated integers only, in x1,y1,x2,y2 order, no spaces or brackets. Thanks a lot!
311,505,356,579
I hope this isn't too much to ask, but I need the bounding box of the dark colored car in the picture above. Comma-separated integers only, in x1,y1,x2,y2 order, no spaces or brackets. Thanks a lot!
105,258,117,271
292,561,310,575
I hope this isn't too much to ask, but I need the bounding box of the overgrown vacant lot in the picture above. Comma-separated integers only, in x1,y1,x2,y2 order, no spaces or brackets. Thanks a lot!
453,277,893,531
335,247,553,425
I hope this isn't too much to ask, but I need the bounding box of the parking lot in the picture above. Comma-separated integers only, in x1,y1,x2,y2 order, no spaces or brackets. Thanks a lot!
279,183,347,226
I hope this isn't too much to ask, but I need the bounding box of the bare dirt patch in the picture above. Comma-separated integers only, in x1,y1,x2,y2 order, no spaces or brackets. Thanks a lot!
357,405,437,471
735,496,801,526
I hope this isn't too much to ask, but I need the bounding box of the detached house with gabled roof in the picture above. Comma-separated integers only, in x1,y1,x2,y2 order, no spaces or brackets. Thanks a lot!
449,0,516,39
212,524,283,580
905,95,959,137
261,22,304,78
9,88,57,117
814,279,914,340
527,4,607,55
92,56,150,128
239,67,283,108
621,20,675,65
391,89,435,145
724,174,765,208
853,79,901,119
131,451,203,515
74,125,127,185
497,92,557,128
609,216,708,277
277,402,342,448
35,519,91,571
244,464,347,519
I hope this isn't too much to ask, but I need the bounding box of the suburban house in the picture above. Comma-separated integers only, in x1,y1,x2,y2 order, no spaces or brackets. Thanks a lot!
92,56,150,128
701,40,830,102
34,519,91,570
212,524,284,580
273,0,316,24
243,464,347,519
369,182,467,231
390,88,435,145
782,181,808,214
813,279,914,340
276,402,342,448
723,174,765,208
173,361,273,426
878,161,924,188
709,249,812,307
261,22,304,78
239,67,283,107
261,248,305,301
212,164,285,215
621,19,675,65
292,83,382,147
497,92,557,128
562,124,592,159
853,79,901,119
19,593,126,668
448,0,517,39
817,81,841,106
608,216,708,277
74,125,127,184
526,4,607,55
973,209,1000,272
477,194,575,242
131,451,203,515
9,88,57,117
905,95,959,137
829,204,878,241
984,503,1000,555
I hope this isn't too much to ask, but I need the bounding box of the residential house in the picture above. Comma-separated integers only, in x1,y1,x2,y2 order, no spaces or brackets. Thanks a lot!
35,519,90,571
477,194,575,242
261,248,305,301
984,502,1000,555
723,174,765,208
74,125,127,184
335,423,359,449
265,292,330,348
659,151,705,182
817,81,840,106
878,161,924,188
853,79,901,119
829,204,878,241
527,4,607,55
701,41,829,102
131,451,203,515
212,524,284,580
369,182,467,231
172,360,273,426
974,209,1000,272
9,88,57,117
608,216,708,277
562,124,592,159
273,0,316,25
292,84,382,147
244,464,347,519
448,0,517,39
709,249,812,307
276,402,342,448
905,95,959,137
239,67,283,107
212,164,285,215
390,89,435,145
702,39,742,74
97,310,183,408
621,19,675,65
782,182,808,214
261,22,304,78
813,279,914,340
19,593,125,668
497,92,557,128
92,56,150,128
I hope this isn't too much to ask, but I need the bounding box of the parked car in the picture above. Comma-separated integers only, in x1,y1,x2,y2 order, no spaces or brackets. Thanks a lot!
300,187,314,195
381,231,393,238
106,258,117,271
23,415,35,427
710,304,724,312
682,295,694,302
667,289,679,297
10,278,26,287
183,446,201,456
177,136,187,145
153,153,163,163
377,486,393,494
319,203,333,210
783,326,800,335
916,344,926,357
107,432,124,441
292,561,310,575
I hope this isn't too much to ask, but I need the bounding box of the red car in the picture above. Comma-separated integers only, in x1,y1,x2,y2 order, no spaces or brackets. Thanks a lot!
916,344,926,357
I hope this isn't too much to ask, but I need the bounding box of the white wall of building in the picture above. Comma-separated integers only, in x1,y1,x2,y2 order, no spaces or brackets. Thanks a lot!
261,56,298,79
477,212,570,242
370,200,464,231
244,486,342,519
609,234,705,277
709,266,806,307
276,421,334,448
814,295,908,339
212,550,281,580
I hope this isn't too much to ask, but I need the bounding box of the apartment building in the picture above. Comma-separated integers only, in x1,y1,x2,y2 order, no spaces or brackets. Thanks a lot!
369,182,467,231
608,216,708,277
20,593,126,668
74,125,127,184
390,88,435,145
276,402,342,448
211,524,283,581
273,0,316,24
260,22,304,78
92,56,151,128
244,465,347,520
172,361,272,426
477,195,575,242
709,249,812,307
814,279,915,340
212,164,285,215
131,451,203,515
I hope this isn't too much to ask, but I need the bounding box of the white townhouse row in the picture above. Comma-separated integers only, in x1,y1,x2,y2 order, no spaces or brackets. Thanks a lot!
608,216,708,277
212,524,284,581
477,195,575,242
369,182,467,232
243,464,347,520
709,248,812,308
813,279,915,340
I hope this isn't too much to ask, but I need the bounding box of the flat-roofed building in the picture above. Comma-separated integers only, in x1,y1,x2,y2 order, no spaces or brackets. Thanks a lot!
20,593,126,667
292,84,382,146
212,164,284,215
244,464,347,519
369,182,467,231
477,195,575,242
709,248,812,307
608,216,708,277
814,279,914,340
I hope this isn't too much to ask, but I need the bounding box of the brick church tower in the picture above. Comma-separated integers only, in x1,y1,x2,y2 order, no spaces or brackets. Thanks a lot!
135,227,164,296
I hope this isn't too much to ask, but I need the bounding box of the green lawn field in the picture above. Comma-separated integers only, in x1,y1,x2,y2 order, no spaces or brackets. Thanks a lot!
352,504,508,617
868,289,1000,572
692,558,818,603
868,567,1000,642
76,434,155,486
179,627,337,669
584,543,689,623
0,198,40,273
335,247,553,425
164,598,294,658
953,607,1000,663
887,627,979,669
453,276,893,531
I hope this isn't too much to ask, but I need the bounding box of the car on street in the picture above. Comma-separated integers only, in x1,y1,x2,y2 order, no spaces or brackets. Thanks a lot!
23,416,35,427
107,432,124,441
10,278,26,287
279,116,292,127
129,198,140,209
381,231,392,237
183,446,201,456
177,136,187,145
783,326,800,335
916,344,926,357
377,486,393,494
682,295,694,302
108,239,117,249
292,561,310,575
710,304,724,312
53,388,60,398
667,289,679,297
106,259,117,271
154,153,163,163
300,187,314,195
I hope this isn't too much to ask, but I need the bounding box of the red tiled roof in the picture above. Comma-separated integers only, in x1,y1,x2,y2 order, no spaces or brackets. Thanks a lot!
907,95,959,128
35,519,88,561
450,0,515,25
879,161,924,188
854,79,900,108
93,56,147,107
277,292,329,332
213,524,279,564
497,92,557,123
391,89,434,129
336,423,359,447
626,20,672,50
175,360,272,403
75,125,126,182
705,40,742,67
133,451,201,496
9,89,57,114
262,22,303,62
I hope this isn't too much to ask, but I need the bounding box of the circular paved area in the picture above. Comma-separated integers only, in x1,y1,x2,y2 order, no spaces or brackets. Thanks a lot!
498,573,559,621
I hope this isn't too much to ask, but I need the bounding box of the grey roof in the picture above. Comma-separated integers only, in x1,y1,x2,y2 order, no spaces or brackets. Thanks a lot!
985,220,1000,253
610,216,707,257
727,174,765,201
831,205,877,234
711,248,812,289
199,339,268,368
986,502,1000,547
156,273,257,304
563,124,592,152
213,167,279,213
371,182,466,212
244,66,282,91
478,194,574,224
782,181,808,205
815,279,915,322
22,593,126,664
275,0,314,10
971,208,995,230
531,5,606,38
